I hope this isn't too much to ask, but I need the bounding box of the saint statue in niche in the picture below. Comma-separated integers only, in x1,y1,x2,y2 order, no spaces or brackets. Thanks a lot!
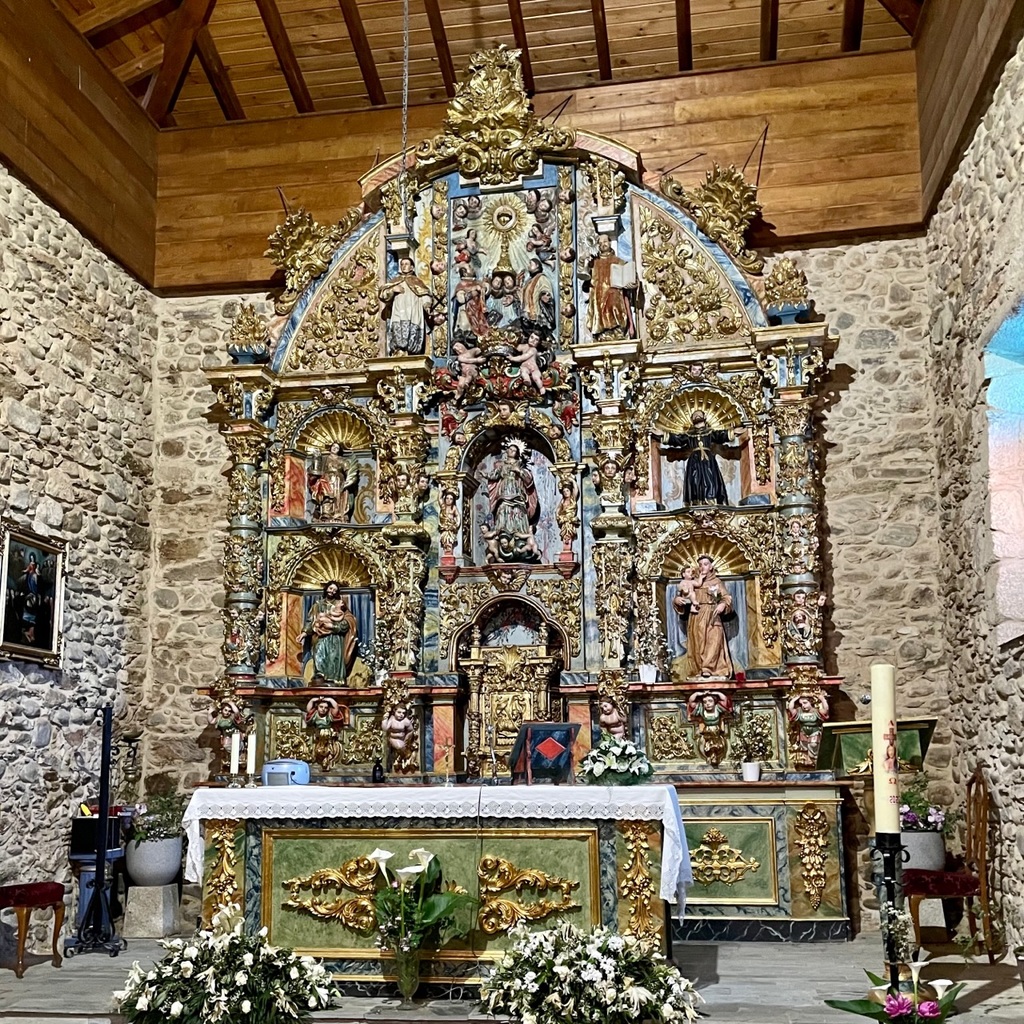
672,555,734,679
787,691,829,767
308,443,359,521
299,581,359,683
520,257,556,334
479,439,541,563
662,410,737,506
452,264,490,342
379,256,433,355
584,234,634,339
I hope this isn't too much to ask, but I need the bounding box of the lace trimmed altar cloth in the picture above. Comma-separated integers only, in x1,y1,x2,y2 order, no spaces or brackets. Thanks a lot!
183,783,692,908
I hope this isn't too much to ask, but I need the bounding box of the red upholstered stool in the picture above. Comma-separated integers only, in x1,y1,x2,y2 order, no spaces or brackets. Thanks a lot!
0,882,65,978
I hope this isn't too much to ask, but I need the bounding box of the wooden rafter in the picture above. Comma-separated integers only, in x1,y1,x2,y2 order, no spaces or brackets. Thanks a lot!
591,0,612,80
507,0,535,93
195,25,244,120
337,0,386,106
143,0,217,125
876,0,922,35
74,0,163,36
675,0,692,72
114,47,165,85
841,0,865,51
759,0,779,62
254,0,314,114
423,0,456,98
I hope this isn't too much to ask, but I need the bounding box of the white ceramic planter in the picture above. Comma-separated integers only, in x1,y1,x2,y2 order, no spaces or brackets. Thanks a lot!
900,830,945,871
126,836,183,886
741,761,761,782
638,664,658,684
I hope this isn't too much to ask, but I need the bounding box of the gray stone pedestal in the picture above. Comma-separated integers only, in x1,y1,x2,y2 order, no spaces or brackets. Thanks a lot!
122,884,179,938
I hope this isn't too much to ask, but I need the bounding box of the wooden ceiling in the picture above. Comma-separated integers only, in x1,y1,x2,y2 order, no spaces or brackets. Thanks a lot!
52,0,921,129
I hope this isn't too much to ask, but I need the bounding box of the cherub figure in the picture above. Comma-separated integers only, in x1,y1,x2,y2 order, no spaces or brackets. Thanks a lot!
383,703,417,772
509,332,547,395
598,698,627,739
452,339,485,398
304,696,348,771
672,566,699,615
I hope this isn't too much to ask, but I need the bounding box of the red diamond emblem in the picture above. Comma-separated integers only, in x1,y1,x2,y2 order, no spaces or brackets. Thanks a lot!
536,736,566,760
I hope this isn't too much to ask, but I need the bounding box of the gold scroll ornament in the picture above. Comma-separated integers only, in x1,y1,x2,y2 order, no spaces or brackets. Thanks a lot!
691,826,760,886
794,803,829,911
618,821,660,948
281,856,379,933
477,855,580,934
203,819,244,924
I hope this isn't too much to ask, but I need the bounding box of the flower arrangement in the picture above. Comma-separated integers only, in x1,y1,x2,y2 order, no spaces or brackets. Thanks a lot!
899,774,959,836
113,905,335,1024
731,715,772,764
825,969,964,1023
367,847,476,953
578,736,653,785
481,922,701,1024
129,792,187,845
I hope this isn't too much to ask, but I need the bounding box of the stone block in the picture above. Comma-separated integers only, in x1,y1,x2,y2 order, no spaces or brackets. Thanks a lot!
121,884,180,938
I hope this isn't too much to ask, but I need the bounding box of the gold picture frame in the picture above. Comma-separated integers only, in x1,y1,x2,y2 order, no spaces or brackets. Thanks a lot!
0,520,67,667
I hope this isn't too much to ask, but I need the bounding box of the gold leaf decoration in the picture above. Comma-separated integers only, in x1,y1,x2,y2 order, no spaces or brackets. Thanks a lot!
281,858,379,932
691,826,760,886
416,46,575,186
205,819,243,922
226,304,271,362
618,822,659,947
764,257,810,309
794,803,829,911
477,855,580,934
660,164,763,274
265,207,364,316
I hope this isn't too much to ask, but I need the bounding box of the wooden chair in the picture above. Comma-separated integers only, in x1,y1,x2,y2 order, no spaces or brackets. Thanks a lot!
903,766,996,962
0,881,65,978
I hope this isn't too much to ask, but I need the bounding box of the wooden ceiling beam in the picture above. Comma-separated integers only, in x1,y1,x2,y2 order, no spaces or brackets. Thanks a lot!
195,25,245,120
760,0,779,61
423,0,456,98
591,0,612,80
675,0,693,72
74,0,164,36
876,0,922,36
254,0,314,114
114,47,165,84
143,0,217,125
842,0,866,51
506,0,535,94
337,0,386,106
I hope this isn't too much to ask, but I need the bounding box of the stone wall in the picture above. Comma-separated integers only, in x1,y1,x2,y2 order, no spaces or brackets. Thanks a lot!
927,33,1024,947
775,238,948,923
0,164,156,945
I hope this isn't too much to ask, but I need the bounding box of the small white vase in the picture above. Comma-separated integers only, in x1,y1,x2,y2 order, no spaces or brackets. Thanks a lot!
126,836,183,886
900,830,945,871
741,761,761,782
638,663,658,684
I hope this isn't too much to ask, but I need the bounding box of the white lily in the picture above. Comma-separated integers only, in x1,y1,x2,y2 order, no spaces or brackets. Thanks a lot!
408,847,435,868
394,864,427,886
368,847,395,878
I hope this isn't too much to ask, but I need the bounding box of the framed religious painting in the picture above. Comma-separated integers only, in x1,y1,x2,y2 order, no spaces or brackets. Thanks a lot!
0,520,68,667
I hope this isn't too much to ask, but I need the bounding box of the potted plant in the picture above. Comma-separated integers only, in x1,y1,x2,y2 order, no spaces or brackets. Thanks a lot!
899,773,959,871
368,847,476,1006
114,903,336,1023
578,736,653,785
482,921,700,1024
126,792,187,887
634,600,668,684
732,714,772,781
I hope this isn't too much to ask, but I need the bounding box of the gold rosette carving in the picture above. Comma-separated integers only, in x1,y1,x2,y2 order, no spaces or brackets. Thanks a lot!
691,826,760,886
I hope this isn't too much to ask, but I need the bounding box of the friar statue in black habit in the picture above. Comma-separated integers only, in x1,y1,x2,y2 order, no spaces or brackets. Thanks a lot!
663,410,735,506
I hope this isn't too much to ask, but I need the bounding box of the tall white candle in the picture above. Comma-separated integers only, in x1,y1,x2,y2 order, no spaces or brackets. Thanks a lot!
229,730,241,776
245,731,257,776
870,663,900,833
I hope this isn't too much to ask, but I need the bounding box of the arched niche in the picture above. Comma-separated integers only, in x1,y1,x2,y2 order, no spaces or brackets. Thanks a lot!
453,594,568,668
652,533,779,680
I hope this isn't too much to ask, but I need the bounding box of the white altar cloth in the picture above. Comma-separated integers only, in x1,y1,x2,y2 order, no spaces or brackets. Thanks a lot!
183,784,692,905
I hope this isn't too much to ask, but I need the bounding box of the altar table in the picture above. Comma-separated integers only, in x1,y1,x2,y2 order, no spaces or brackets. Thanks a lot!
183,784,691,989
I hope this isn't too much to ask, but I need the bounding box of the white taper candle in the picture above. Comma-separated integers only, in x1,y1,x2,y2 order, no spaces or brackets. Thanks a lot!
229,730,241,776
246,731,257,776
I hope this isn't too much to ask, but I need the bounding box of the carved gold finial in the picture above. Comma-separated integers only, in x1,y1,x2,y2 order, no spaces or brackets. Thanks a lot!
226,304,271,363
582,157,627,216
265,206,364,315
416,46,575,185
764,257,810,309
660,164,764,274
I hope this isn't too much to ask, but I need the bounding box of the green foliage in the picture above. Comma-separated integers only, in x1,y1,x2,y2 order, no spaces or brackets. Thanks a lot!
824,971,965,1023
130,793,187,845
732,714,772,763
369,848,477,953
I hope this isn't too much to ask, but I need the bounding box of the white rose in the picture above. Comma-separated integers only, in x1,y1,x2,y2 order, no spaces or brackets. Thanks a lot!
179,960,193,978
242,952,254,966
184,945,199,959
308,996,318,1008
170,1001,183,1018
290,965,300,979
235,971,248,985
241,999,252,1013
136,995,150,1011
